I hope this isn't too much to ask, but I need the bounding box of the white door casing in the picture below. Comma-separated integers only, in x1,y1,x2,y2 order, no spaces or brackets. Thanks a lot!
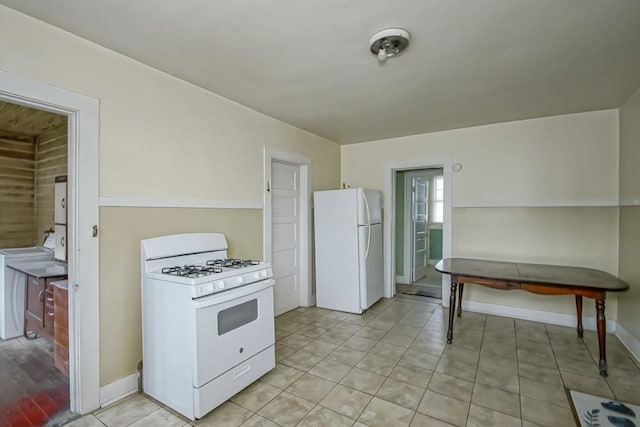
263,148,312,312
0,70,100,413
270,161,300,315
411,175,429,282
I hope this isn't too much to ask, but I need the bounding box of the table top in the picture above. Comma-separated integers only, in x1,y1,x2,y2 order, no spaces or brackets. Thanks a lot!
435,258,629,292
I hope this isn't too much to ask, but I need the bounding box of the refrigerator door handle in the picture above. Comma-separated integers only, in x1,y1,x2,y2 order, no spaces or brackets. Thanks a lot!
365,225,371,259
363,190,372,258
363,190,371,226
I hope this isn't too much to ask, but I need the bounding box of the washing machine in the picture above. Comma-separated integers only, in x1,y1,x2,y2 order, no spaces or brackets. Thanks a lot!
0,246,54,340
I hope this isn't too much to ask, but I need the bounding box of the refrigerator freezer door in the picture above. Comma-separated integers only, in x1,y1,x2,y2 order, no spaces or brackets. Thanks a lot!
314,190,361,313
357,189,381,226
358,223,383,310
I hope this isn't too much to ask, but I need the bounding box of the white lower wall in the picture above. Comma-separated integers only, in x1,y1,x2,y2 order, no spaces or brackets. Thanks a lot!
452,207,619,319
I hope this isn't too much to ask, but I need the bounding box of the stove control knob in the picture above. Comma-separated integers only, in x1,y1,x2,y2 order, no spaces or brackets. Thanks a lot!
216,281,225,289
236,277,244,284
207,284,214,292
253,272,260,280
261,270,268,278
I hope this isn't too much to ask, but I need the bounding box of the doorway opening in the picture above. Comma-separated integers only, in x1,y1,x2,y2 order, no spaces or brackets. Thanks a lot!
394,168,444,301
0,69,100,416
0,100,72,423
384,155,453,307
263,148,312,316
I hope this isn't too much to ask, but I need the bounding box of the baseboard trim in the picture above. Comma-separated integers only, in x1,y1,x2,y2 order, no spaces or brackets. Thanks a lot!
614,322,640,366
303,295,317,308
99,373,139,407
461,300,617,332
395,275,409,285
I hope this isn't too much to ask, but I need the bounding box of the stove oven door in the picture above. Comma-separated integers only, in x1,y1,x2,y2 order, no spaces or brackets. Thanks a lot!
192,279,275,387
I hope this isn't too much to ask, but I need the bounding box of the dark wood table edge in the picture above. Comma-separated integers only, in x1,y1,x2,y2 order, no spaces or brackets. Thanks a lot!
441,272,613,377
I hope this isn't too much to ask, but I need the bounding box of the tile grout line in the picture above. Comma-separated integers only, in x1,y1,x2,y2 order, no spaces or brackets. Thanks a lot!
467,312,486,426
514,319,523,426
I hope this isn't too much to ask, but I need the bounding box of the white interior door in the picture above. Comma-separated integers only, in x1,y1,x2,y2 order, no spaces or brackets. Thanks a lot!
271,161,300,315
411,176,429,282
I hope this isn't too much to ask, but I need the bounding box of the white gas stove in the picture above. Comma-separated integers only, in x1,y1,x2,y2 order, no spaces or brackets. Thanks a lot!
142,232,273,297
141,233,275,420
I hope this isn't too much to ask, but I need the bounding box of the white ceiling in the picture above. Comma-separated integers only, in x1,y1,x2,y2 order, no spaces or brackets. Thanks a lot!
2,0,640,144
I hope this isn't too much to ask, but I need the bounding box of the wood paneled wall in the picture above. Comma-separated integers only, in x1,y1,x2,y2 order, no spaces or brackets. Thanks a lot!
0,135,36,248
35,124,68,244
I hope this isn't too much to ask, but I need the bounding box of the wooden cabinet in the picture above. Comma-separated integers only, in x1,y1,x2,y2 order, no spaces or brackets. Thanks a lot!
53,282,69,376
24,275,66,341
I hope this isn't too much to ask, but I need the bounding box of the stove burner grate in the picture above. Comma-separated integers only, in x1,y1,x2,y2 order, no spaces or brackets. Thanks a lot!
206,258,260,268
161,265,223,278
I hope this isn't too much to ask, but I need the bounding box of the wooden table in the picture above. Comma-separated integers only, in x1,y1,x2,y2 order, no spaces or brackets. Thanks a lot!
434,258,629,376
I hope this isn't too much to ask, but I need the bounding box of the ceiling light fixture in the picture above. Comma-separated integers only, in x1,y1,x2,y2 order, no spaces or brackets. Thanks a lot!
369,28,411,63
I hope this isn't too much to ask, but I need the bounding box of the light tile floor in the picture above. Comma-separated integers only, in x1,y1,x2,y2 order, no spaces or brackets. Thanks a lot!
67,295,640,426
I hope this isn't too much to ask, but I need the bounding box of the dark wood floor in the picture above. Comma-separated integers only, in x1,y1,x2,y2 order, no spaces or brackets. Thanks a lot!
0,336,70,426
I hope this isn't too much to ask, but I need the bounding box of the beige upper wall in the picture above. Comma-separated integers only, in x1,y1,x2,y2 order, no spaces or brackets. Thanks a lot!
618,87,640,342
0,6,340,202
342,110,618,205
619,88,640,203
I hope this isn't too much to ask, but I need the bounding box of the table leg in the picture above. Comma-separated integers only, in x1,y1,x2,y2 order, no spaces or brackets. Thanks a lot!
595,296,608,376
575,295,584,338
457,283,464,317
447,282,457,344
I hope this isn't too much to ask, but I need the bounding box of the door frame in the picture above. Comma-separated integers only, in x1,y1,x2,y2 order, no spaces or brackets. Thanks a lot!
263,147,313,307
384,157,453,304
0,70,100,413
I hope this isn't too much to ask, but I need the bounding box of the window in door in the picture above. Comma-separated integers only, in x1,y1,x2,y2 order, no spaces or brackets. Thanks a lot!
432,176,444,223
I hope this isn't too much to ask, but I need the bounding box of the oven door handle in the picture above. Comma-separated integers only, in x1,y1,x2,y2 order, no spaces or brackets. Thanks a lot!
192,279,275,308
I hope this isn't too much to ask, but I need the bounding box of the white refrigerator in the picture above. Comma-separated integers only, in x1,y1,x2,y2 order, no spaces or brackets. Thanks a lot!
313,188,383,314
